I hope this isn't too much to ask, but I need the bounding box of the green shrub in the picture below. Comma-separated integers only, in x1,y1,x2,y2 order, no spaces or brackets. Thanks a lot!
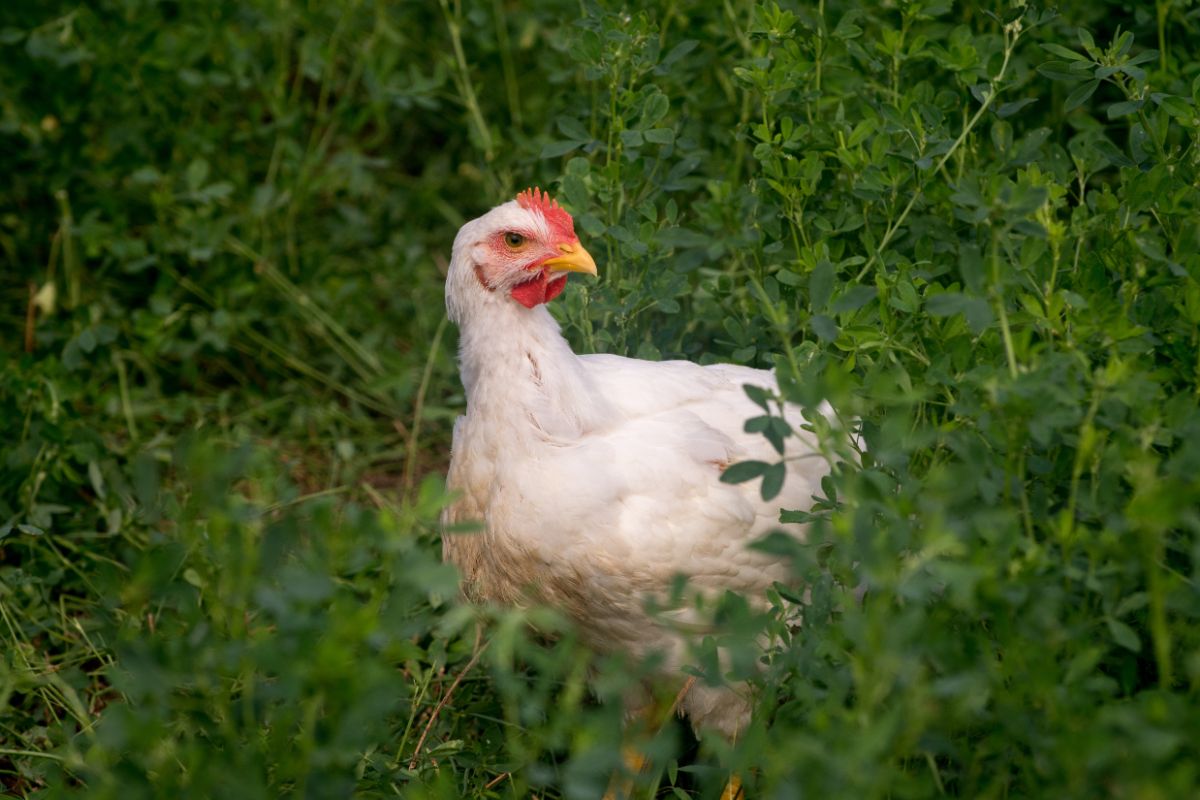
2,0,1198,797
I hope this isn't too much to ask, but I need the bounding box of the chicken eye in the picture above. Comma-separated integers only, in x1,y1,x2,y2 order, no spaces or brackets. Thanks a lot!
503,232,526,248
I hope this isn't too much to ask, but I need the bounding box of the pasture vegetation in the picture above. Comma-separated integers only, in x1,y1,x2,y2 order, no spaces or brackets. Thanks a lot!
3,0,1200,796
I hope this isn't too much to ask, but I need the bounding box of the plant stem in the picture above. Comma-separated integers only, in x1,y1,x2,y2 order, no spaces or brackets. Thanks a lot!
492,0,522,129
854,22,1021,283
404,316,449,499
0,748,63,761
1156,0,1168,73
440,0,494,162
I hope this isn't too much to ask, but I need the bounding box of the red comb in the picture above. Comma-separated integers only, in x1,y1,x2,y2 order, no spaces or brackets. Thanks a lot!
515,187,577,242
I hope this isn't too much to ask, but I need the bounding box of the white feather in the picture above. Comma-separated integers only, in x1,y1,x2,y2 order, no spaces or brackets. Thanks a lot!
442,200,841,737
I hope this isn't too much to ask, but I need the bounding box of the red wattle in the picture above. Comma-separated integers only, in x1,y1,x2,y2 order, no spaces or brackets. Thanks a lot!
545,275,568,302
510,270,568,308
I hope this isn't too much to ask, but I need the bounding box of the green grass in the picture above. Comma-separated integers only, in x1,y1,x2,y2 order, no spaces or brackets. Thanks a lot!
3,0,1200,797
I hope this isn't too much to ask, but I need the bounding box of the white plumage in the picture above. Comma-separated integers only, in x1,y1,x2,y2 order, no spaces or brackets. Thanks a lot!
442,189,835,737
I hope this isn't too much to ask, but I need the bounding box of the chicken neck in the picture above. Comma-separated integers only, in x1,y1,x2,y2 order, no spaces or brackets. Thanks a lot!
455,299,614,440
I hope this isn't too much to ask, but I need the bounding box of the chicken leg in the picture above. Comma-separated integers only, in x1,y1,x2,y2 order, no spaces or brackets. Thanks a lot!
602,676,745,799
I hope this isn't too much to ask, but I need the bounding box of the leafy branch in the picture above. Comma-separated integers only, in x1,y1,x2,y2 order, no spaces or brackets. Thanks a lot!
854,15,1028,283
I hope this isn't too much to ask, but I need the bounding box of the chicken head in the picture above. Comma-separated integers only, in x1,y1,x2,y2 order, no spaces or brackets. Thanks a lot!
448,187,598,315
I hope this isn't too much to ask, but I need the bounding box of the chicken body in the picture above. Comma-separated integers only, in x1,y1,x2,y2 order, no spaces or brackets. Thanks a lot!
442,190,833,735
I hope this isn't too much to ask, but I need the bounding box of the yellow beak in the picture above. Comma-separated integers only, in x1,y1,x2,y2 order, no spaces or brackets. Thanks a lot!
542,241,598,276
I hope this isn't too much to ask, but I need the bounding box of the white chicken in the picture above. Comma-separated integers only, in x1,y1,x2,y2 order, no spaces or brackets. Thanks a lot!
442,188,836,790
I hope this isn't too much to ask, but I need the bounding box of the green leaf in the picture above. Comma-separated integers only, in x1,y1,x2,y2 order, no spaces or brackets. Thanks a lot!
1040,43,1090,61
1037,61,1079,81
1089,136,1135,167
926,291,994,333
969,83,992,106
658,39,699,70
1106,618,1141,652
1156,95,1194,119
732,345,756,362
638,92,670,130
765,417,792,453
833,13,863,39
1064,647,1104,684
720,460,771,484
1113,31,1133,59
1064,79,1100,112
955,245,984,296
743,384,771,411
847,118,875,148
776,269,803,287
809,260,834,312
185,157,210,190
810,314,838,341
760,463,786,501
744,415,770,433
556,116,591,141
562,173,589,209
779,508,823,524
657,227,710,248
644,127,675,145
997,97,1037,118
1078,27,1096,54
1114,592,1149,617
1107,99,1141,119
830,285,877,313
78,327,97,352
541,139,586,158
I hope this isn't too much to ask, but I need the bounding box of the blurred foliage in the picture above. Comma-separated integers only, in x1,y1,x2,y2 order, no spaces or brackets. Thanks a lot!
2,0,1200,797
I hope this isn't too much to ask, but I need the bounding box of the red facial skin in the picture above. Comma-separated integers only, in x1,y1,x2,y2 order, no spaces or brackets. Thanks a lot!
477,189,580,309
480,229,571,309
